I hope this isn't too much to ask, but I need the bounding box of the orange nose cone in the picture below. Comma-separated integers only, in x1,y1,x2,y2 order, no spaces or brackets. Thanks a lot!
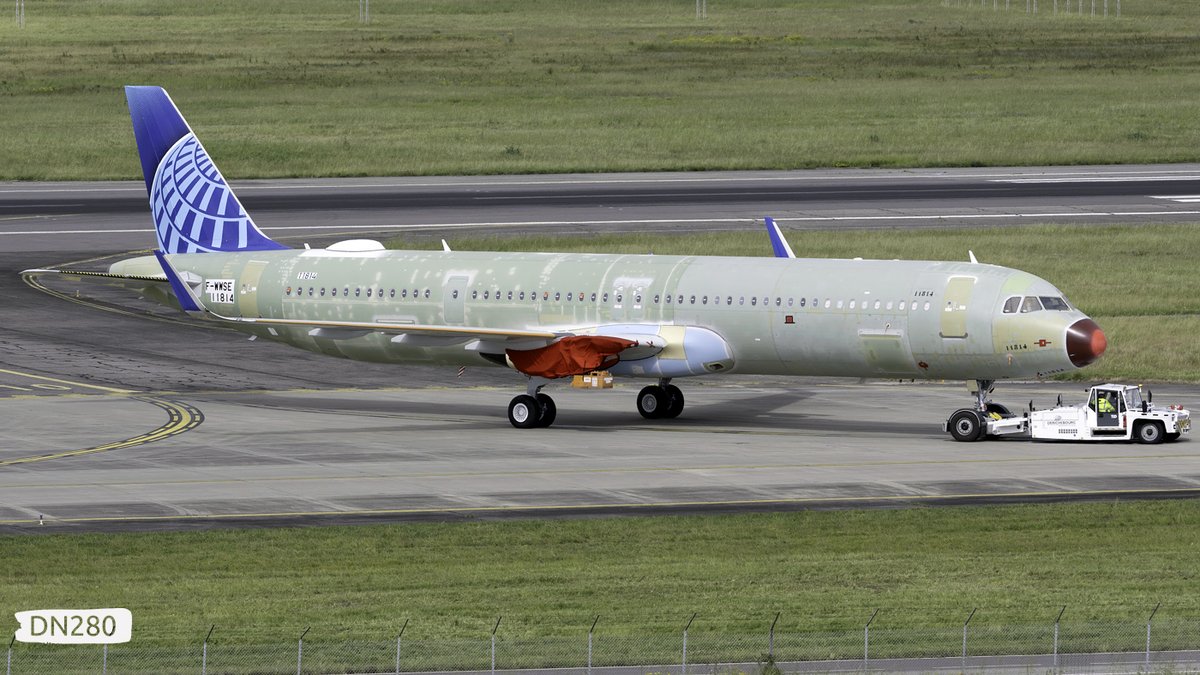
1066,319,1106,368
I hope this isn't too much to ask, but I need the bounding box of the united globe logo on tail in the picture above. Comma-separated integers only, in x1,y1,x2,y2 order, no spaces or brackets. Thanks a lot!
126,85,285,254
151,133,263,253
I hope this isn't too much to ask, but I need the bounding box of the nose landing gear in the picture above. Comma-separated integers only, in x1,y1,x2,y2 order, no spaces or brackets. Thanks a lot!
946,379,998,442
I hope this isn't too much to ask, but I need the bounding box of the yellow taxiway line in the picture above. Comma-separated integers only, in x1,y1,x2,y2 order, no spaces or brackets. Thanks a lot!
0,369,204,466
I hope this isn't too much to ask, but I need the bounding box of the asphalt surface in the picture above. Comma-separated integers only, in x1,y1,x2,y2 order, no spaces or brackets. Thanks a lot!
1,166,1198,534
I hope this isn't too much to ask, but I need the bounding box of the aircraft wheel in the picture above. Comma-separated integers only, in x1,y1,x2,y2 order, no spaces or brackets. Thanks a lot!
535,393,557,428
1135,421,1165,445
508,394,541,429
662,384,685,419
637,385,667,419
948,409,985,442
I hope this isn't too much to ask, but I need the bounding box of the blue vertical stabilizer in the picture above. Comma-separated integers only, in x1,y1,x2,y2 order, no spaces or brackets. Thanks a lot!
125,86,287,254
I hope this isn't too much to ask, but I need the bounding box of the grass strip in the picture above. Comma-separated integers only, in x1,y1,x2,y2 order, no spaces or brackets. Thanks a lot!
3,500,1199,646
3,0,1200,179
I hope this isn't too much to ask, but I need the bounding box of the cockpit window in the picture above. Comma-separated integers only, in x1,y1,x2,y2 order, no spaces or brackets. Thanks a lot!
1002,297,1021,314
1020,296,1043,313
1039,296,1070,311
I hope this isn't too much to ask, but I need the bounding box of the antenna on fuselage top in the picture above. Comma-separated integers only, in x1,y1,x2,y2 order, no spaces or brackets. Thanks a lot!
968,250,978,264
442,239,452,252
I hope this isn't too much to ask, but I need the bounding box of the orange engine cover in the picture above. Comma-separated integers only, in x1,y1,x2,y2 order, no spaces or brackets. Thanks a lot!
506,336,637,379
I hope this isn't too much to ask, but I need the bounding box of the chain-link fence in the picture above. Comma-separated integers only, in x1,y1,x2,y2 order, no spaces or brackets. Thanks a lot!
6,615,1200,674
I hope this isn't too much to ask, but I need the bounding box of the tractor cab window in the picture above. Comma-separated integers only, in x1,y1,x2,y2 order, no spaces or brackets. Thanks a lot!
1123,388,1143,411
1020,296,1043,313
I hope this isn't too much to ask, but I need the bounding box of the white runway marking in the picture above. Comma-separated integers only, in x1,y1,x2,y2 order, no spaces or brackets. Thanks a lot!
1150,195,1200,203
5,209,1200,238
4,167,1200,194
994,176,1200,183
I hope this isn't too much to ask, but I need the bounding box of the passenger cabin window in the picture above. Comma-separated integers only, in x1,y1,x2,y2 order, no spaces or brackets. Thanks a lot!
1002,296,1021,314
1020,296,1043,313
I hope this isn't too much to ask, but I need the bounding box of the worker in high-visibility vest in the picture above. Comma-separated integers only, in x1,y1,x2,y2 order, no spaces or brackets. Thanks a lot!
1097,393,1116,413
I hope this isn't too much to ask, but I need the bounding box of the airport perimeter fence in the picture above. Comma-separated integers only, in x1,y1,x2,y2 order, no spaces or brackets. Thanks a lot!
7,615,1200,674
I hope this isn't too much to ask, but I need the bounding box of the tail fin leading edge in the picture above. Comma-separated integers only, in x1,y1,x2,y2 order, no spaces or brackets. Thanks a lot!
125,86,286,254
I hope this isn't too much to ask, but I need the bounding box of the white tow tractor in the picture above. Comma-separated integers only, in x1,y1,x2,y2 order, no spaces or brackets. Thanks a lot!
946,383,1191,443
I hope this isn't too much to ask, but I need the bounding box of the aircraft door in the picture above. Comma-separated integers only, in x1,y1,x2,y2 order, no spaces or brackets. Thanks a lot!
939,276,975,338
444,275,468,324
238,260,269,317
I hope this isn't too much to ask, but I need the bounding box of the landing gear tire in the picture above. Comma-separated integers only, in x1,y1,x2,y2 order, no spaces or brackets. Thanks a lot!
662,384,685,419
637,385,668,419
1135,421,1164,445
949,409,986,442
508,394,541,429
535,393,557,428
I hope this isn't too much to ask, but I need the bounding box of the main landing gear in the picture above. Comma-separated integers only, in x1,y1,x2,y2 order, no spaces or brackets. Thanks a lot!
508,378,557,429
636,379,685,420
506,377,688,428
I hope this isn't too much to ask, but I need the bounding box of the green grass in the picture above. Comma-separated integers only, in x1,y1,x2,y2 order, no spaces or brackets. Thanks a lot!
3,0,1200,179
2,501,1199,647
387,223,1200,382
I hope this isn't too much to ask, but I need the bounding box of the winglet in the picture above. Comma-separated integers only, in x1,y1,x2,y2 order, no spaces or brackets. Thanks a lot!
153,250,204,314
765,217,795,259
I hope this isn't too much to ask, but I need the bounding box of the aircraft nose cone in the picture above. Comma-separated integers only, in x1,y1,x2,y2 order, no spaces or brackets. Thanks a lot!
1066,318,1107,368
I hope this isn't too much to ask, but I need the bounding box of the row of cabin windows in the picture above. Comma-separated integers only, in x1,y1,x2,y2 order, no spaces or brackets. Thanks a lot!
283,285,937,312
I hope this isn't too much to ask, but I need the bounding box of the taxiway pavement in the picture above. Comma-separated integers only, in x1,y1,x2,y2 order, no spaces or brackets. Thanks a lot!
2,168,1198,533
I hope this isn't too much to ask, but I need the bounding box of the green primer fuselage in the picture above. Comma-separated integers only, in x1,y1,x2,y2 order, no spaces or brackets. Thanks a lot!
117,247,1089,381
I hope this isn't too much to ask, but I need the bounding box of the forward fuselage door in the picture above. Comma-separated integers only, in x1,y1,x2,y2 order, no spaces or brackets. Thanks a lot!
238,260,270,317
939,276,975,339
444,275,468,324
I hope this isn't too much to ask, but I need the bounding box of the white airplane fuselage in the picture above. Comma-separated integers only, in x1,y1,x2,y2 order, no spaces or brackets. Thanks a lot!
113,246,1102,383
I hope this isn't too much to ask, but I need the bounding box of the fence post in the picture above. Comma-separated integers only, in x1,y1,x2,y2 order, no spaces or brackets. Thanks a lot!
864,609,879,665
682,613,696,675
961,608,976,668
202,625,215,675
395,619,408,675
491,616,502,675
1053,606,1065,669
297,627,309,675
1146,603,1160,668
103,644,108,674
768,612,780,660
8,634,13,675
588,615,599,675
